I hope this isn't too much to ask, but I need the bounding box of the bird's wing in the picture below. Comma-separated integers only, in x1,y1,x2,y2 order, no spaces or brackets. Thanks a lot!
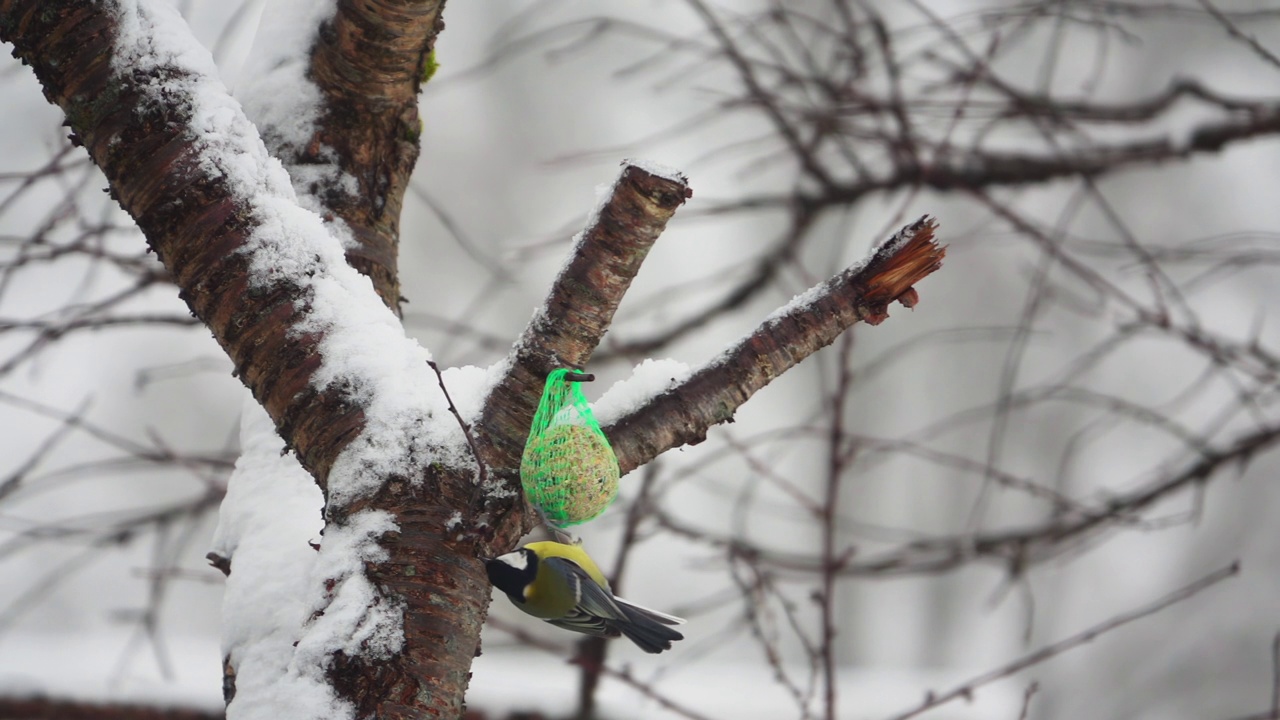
542,556,626,637
546,615,616,638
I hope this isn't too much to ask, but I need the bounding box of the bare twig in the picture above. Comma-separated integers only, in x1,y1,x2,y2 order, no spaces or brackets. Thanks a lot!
487,617,715,720
426,360,488,487
575,462,660,720
1018,682,1039,720
1195,0,1280,70
883,563,1239,720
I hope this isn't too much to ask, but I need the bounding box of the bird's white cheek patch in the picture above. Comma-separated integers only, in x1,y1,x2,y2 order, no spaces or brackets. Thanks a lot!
498,551,528,571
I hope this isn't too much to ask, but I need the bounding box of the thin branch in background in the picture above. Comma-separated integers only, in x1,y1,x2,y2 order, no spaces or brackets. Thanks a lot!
0,276,178,375
0,397,89,502
883,562,1239,720
0,392,228,643
134,357,231,391
729,555,818,718
575,462,661,720
408,182,512,282
114,492,219,684
967,208,1060,532
401,311,511,354
487,616,715,720
0,546,102,637
0,392,166,467
1195,0,1280,70
0,143,84,217
114,520,179,682
606,216,944,474
1018,682,1039,720
598,211,815,361
818,332,857,720
685,0,835,189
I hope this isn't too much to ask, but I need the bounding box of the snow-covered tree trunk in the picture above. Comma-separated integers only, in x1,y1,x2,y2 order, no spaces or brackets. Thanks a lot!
0,1,942,718
0,2,493,716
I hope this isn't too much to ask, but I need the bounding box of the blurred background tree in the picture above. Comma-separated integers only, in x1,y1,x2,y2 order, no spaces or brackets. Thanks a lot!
2,2,1279,719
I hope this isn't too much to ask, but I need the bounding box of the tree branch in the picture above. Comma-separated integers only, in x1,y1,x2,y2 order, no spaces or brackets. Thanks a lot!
653,422,1280,579
844,423,1280,576
699,101,1280,216
605,216,944,474
279,0,447,311
475,163,691,494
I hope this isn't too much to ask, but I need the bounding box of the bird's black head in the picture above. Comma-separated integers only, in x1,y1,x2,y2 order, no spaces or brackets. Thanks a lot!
485,548,539,603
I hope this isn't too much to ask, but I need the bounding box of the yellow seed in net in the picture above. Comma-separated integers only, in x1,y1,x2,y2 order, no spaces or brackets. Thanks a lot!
521,423,620,526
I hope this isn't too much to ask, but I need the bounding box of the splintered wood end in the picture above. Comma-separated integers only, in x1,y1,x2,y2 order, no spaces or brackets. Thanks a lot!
859,216,946,316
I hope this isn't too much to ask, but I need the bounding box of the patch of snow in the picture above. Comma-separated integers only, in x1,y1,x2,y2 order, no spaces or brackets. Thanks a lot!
445,510,464,530
441,364,497,424
234,0,357,247
211,397,340,720
234,0,334,155
623,157,687,184
299,509,403,660
211,397,322,673
214,402,407,720
593,358,691,426
764,281,828,324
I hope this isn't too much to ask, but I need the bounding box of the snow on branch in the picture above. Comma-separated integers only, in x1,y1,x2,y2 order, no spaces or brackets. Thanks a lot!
604,216,945,474
239,0,447,311
1,0,478,504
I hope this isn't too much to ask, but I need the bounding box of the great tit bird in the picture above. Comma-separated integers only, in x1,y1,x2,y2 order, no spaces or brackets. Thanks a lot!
485,540,685,654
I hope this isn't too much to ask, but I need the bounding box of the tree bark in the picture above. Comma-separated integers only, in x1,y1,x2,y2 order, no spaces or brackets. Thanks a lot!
265,0,447,312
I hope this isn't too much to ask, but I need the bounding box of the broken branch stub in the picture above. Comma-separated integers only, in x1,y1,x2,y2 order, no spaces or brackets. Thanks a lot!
605,216,945,474
475,163,692,485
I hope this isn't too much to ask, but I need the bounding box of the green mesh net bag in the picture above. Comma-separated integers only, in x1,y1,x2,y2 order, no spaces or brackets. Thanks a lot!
520,368,620,527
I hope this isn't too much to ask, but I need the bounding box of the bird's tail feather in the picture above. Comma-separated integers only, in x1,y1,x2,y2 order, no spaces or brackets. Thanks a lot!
613,603,685,654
